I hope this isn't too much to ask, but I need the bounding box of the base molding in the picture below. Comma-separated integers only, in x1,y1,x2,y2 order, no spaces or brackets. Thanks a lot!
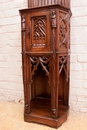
24,107,69,128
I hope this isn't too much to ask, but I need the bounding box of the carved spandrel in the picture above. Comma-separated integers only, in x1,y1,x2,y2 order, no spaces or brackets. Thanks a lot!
59,55,69,82
30,56,50,85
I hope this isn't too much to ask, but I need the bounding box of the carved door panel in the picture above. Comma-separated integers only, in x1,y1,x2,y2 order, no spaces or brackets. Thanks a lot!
26,11,51,52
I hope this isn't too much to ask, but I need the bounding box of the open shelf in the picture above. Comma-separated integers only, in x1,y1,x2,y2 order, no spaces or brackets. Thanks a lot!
24,98,69,128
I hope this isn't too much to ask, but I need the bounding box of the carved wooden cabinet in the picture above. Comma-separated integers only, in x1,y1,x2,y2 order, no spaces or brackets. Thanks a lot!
20,4,71,128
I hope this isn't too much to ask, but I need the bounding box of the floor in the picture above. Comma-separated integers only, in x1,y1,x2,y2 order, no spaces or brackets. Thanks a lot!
0,100,87,130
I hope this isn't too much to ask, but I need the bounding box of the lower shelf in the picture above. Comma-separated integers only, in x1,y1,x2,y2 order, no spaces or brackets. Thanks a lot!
24,98,69,128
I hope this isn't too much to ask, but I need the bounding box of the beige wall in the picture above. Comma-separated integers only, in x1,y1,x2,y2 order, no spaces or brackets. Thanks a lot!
0,0,87,112
0,0,27,103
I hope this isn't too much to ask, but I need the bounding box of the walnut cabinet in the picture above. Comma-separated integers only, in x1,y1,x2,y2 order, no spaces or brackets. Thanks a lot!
20,4,71,128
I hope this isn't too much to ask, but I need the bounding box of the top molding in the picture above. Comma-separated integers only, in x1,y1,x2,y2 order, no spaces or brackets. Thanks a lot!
19,4,72,16
28,0,70,8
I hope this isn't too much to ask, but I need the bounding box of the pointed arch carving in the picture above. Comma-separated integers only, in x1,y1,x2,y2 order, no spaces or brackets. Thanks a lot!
59,12,69,49
59,55,69,81
30,56,50,84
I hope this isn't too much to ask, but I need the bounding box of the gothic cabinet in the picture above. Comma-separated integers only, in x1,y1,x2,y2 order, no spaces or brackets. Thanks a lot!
20,3,71,128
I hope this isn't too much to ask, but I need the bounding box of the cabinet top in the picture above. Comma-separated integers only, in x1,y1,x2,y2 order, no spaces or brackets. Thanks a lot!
28,0,70,8
19,4,71,15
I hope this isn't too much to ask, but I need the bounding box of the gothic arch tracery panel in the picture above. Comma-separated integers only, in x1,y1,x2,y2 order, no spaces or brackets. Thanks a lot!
30,56,51,84
31,16,47,48
59,11,69,50
59,55,69,81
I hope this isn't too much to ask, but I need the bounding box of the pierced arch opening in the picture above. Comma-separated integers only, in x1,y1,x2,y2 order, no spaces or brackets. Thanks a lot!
31,63,51,100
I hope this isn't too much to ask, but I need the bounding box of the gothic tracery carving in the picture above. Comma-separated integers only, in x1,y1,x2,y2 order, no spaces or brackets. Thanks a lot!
30,56,50,84
30,17,46,48
59,13,69,49
59,55,69,81
33,17,46,40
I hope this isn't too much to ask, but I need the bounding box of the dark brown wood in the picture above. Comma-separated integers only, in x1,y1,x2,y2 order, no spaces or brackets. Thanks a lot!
20,3,71,128
28,0,70,8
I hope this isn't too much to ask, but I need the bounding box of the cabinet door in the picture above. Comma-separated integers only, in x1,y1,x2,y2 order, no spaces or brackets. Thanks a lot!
26,11,51,52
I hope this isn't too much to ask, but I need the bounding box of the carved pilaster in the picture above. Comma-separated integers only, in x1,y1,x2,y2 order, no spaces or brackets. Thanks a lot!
22,15,26,82
22,15,29,112
51,10,57,118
